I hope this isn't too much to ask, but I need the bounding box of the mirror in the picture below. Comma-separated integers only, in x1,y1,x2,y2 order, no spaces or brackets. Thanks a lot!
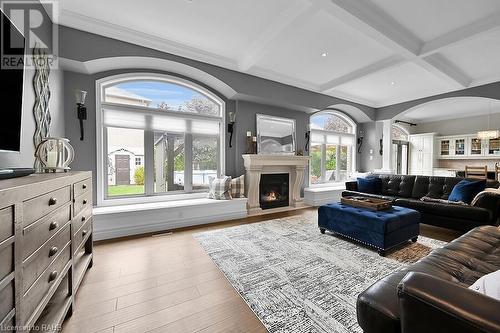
256,114,296,155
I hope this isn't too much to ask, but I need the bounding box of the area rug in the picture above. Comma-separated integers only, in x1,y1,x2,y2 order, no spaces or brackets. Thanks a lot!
194,214,446,333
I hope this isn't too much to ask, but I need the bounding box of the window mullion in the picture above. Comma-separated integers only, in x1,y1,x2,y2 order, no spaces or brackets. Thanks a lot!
321,142,326,183
336,144,340,181
185,120,193,192
144,129,155,196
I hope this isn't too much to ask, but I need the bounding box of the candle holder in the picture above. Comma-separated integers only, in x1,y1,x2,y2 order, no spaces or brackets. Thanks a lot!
35,137,75,173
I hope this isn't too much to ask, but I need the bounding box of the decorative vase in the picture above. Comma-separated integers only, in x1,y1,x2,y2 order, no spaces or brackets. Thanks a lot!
35,137,75,172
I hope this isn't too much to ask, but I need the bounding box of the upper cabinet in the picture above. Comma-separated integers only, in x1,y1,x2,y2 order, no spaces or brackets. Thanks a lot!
437,134,500,159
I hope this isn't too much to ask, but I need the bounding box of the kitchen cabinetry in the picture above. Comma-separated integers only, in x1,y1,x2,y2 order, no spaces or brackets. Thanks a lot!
438,134,500,159
409,133,436,175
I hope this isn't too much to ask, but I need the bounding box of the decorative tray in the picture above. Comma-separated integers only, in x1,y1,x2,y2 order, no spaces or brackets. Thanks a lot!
340,196,392,211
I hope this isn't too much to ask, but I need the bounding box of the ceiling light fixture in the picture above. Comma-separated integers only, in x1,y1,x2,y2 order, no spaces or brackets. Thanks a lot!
477,100,499,139
321,52,328,57
390,81,396,86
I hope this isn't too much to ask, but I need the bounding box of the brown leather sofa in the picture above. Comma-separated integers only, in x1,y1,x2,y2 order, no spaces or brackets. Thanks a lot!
357,225,500,333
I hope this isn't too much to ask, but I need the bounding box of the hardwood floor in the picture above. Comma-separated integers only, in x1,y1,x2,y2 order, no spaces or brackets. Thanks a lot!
62,207,460,333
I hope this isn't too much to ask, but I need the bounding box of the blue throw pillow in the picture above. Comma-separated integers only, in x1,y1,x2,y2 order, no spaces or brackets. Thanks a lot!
357,177,382,194
448,179,486,204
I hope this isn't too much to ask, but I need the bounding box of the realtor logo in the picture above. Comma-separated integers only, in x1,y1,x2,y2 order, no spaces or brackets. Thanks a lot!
1,0,58,69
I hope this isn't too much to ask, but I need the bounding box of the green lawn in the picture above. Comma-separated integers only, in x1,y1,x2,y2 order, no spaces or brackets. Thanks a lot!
108,185,145,196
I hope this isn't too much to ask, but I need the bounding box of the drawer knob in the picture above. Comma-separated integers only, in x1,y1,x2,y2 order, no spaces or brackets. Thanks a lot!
83,199,88,205
49,221,59,230
48,197,58,206
81,215,86,222
82,184,87,189
82,229,88,237
49,246,58,257
48,271,58,282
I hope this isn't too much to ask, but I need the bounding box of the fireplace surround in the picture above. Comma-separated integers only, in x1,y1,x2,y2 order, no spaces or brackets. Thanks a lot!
243,154,309,215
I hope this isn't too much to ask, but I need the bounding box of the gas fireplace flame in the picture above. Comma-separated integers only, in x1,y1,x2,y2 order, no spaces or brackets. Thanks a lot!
262,191,278,201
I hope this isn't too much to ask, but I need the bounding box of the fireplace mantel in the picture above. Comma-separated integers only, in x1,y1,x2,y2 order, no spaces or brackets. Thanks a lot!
242,154,310,215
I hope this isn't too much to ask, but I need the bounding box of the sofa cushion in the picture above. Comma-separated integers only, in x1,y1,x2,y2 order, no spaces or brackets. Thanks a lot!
357,177,382,194
375,175,416,198
411,176,462,200
395,198,491,223
448,179,486,204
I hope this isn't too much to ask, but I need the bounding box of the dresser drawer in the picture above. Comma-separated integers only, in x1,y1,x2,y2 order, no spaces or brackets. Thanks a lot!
22,244,70,322
0,280,14,325
23,224,71,293
73,191,91,217
23,186,71,227
0,313,14,333
0,239,14,283
73,219,91,255
22,204,71,260
0,206,14,243
72,206,91,236
74,178,91,198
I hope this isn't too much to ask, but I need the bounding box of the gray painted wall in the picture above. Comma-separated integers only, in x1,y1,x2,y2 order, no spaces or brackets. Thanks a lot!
357,122,383,172
0,3,64,169
376,81,500,121
58,26,375,122
409,113,500,136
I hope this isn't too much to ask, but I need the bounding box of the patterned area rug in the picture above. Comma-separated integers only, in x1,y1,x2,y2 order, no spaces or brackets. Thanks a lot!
194,214,446,333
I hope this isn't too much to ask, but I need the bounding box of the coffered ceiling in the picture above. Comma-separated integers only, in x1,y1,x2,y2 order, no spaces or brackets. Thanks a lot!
58,0,500,108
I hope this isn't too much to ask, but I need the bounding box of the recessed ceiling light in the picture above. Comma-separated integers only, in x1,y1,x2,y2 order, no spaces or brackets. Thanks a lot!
390,81,396,86
321,52,328,57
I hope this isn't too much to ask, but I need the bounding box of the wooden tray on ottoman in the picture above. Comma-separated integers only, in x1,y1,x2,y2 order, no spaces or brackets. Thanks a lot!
341,196,392,211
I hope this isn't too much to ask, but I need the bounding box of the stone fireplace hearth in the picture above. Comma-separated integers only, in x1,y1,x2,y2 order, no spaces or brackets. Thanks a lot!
243,154,309,215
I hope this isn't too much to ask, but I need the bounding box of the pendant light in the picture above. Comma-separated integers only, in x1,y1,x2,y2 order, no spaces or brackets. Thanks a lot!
477,100,499,139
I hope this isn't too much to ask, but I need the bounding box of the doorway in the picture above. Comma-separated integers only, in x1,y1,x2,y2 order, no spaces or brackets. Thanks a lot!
392,140,409,175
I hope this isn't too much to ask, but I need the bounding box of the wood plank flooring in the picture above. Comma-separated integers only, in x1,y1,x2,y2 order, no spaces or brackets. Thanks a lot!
62,207,461,333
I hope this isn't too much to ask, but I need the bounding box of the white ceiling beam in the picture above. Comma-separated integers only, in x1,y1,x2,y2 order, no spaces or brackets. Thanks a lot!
238,2,316,71
320,55,405,91
315,0,421,57
316,0,469,88
420,54,471,88
420,11,500,56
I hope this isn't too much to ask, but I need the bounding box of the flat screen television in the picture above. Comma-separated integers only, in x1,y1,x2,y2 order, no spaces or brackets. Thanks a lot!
0,10,25,152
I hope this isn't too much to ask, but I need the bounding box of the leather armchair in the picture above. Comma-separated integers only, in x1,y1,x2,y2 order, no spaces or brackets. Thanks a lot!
398,272,500,333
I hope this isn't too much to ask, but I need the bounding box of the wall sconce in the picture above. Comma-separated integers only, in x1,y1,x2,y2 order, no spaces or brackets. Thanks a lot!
379,138,383,156
227,112,236,148
75,90,87,141
357,130,364,154
305,130,310,152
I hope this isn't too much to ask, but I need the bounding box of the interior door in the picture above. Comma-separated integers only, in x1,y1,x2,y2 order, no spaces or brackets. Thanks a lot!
115,154,130,185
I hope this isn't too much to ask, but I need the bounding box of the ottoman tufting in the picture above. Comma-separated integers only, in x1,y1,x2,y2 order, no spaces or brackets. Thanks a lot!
318,203,420,256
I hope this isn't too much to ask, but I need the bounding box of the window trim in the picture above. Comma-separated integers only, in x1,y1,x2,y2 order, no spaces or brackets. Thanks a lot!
95,73,225,207
309,110,356,186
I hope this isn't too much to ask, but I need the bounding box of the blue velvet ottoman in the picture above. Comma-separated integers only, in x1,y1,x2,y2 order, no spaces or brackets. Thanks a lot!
318,203,420,256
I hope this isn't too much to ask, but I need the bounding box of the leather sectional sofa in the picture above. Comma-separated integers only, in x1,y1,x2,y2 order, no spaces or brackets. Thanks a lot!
357,225,500,333
343,174,500,232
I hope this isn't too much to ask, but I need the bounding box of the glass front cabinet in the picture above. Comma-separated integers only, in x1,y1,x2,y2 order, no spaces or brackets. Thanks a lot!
438,135,500,158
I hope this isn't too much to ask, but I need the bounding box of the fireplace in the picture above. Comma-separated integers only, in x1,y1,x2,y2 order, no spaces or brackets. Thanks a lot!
259,173,289,210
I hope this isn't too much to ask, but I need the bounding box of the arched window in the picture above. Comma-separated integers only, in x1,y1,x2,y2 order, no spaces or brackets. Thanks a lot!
392,124,409,141
309,111,356,185
96,73,225,204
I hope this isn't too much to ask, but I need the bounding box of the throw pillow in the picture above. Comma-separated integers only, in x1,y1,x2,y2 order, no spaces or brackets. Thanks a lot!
448,179,486,204
469,269,500,301
207,176,232,200
231,175,245,198
357,177,382,194
471,187,500,206
420,196,467,206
